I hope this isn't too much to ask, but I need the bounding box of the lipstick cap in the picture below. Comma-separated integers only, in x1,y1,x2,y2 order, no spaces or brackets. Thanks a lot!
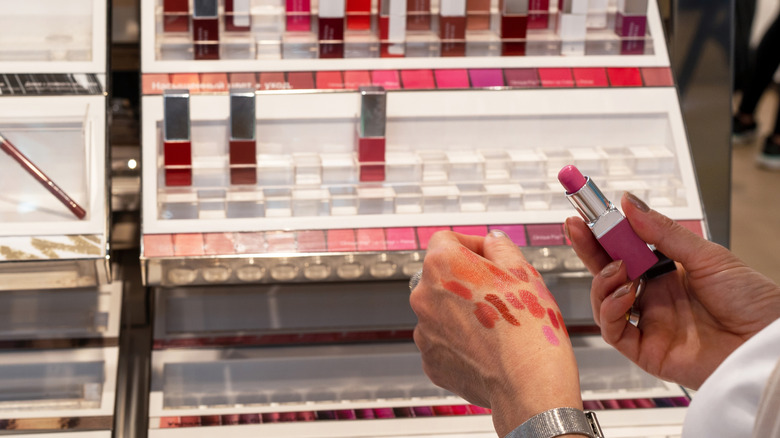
163,89,191,142
560,0,587,14
381,0,407,16
503,0,529,15
617,0,648,14
194,0,219,17
320,0,347,18
359,86,387,138
441,0,467,16
230,89,256,141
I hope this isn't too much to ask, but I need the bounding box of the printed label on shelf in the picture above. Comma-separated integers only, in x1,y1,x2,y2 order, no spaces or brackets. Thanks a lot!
0,74,103,96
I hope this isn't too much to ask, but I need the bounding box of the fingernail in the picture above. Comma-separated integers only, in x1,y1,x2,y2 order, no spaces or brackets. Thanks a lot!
563,220,571,242
611,283,633,299
626,192,650,213
489,229,507,239
600,260,623,278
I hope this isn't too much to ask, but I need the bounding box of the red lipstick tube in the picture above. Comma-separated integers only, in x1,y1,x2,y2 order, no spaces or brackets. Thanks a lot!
193,0,220,60
163,0,190,32
558,164,657,280
229,89,257,185
500,0,529,56
163,89,193,186
439,0,467,57
318,0,346,58
356,86,387,182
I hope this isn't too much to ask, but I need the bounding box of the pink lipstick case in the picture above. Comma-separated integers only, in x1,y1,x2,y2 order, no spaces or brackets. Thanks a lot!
558,164,658,280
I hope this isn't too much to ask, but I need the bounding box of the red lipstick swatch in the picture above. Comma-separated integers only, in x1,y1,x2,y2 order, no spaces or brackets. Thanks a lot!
485,294,520,326
519,290,545,318
442,280,473,300
509,266,529,282
547,308,560,329
474,302,500,328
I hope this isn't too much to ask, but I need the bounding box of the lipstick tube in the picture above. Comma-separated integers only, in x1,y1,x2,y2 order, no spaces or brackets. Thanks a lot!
163,89,192,187
407,0,432,31
346,0,372,30
439,0,467,57
615,0,647,54
229,89,257,185
0,133,87,219
193,0,220,60
615,0,648,37
318,0,346,58
466,0,491,31
500,0,528,56
379,0,407,56
528,0,548,30
287,0,313,31
558,165,657,280
226,0,252,32
356,86,387,182
163,0,190,32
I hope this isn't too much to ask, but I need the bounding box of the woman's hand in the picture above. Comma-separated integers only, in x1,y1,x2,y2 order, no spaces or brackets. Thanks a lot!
567,192,780,389
410,230,582,437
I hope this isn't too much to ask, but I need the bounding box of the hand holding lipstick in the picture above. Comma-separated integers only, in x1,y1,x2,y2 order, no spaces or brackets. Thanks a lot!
566,192,780,390
410,230,582,438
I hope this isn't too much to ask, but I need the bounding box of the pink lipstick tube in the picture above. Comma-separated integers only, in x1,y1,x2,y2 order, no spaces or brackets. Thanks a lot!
558,164,657,280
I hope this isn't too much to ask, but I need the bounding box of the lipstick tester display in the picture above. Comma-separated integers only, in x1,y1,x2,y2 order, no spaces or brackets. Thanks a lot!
0,2,119,437
139,0,704,436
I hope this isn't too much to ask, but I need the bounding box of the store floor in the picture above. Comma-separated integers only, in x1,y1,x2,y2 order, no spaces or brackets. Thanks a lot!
731,86,780,285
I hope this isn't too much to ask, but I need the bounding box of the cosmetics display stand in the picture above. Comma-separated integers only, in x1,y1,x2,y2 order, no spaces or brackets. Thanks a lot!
139,0,703,436
0,2,119,436
0,0,110,291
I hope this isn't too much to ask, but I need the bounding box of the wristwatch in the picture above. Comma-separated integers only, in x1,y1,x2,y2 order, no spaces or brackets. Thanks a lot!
504,407,604,438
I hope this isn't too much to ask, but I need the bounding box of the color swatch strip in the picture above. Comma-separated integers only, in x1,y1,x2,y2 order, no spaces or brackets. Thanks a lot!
143,220,703,258
142,67,674,95
155,396,690,428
